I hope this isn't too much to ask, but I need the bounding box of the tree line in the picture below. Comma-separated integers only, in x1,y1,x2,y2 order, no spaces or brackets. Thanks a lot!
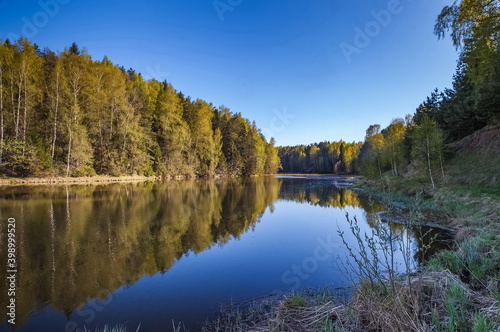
279,141,362,174
281,0,499,187
358,0,499,187
0,38,281,178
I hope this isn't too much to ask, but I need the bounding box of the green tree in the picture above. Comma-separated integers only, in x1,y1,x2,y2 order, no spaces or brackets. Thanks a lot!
435,0,500,131
435,0,500,85
382,118,407,176
411,114,445,188
183,99,218,176
0,38,283,178
218,110,245,175
360,124,385,177
279,140,362,175
12,38,43,144
244,122,266,175
42,49,69,165
60,46,94,176
153,82,191,175
124,72,154,175
264,137,281,174
0,140,38,176
0,40,15,163
308,144,320,172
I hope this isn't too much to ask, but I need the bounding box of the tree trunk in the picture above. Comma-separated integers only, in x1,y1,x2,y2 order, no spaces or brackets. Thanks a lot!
426,136,435,189
23,73,28,156
391,144,398,176
51,72,60,161
9,76,14,135
22,75,28,153
377,155,382,177
15,79,22,141
110,95,116,140
66,125,72,177
439,152,445,181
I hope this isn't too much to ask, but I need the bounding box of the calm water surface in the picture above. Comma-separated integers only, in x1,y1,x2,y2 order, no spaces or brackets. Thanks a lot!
0,176,443,331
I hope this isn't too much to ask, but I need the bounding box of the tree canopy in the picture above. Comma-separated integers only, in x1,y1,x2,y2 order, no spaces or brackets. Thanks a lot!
279,141,362,174
0,38,280,178
356,0,499,186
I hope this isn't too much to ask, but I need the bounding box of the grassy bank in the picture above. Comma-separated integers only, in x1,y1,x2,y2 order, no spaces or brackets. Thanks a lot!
202,177,499,331
348,178,500,331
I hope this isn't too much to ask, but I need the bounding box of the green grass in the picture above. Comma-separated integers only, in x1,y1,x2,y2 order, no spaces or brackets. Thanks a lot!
285,293,307,307
77,324,141,332
493,288,500,303
319,317,339,332
445,281,468,332
445,150,500,187
472,312,496,332
428,232,500,291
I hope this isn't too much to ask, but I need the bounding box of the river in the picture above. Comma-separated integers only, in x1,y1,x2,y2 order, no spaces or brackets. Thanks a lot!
0,176,445,331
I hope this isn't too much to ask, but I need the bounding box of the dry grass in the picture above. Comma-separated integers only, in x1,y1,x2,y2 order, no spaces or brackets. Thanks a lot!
202,291,347,332
338,270,499,332
248,300,343,332
202,271,499,332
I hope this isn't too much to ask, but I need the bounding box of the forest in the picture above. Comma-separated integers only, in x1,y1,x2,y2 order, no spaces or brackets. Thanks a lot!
0,39,281,178
279,141,363,174
280,0,499,187
0,1,497,182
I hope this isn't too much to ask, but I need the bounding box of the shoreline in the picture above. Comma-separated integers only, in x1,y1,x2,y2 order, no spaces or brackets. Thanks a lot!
0,173,277,186
0,173,353,186
0,175,162,185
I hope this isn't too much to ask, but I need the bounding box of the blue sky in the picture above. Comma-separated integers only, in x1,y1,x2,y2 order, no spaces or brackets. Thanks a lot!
0,0,458,146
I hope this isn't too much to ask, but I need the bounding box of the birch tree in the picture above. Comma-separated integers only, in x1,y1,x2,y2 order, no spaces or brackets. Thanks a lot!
0,41,14,163
411,115,445,188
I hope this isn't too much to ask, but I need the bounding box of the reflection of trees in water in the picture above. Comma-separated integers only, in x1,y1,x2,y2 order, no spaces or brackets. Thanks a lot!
278,179,387,212
0,177,281,325
362,210,450,266
277,179,447,269
411,226,451,264
278,180,363,208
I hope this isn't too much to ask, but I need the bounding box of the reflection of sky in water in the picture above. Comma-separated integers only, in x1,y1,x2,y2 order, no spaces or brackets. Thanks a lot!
0,177,443,331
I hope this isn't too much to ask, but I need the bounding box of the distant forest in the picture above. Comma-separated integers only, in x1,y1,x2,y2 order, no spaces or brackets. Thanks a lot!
0,39,281,178
279,141,363,174
280,0,499,187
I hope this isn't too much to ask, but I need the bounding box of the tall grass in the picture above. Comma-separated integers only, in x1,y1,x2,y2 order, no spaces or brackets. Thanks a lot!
331,208,499,331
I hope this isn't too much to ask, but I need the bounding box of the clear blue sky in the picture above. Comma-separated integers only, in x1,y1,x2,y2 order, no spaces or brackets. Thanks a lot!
0,0,458,146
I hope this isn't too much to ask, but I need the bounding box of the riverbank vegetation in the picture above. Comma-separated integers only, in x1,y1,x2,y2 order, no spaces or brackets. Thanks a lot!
207,0,500,330
0,39,280,178
349,3,500,328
